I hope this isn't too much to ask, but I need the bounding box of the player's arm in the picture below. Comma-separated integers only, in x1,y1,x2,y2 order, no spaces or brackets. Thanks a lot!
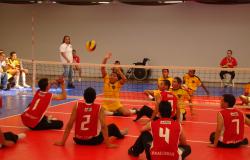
201,83,209,95
209,112,223,147
117,67,127,85
101,52,112,78
52,78,67,100
151,93,161,120
99,107,117,148
244,115,250,126
179,126,188,146
54,102,77,146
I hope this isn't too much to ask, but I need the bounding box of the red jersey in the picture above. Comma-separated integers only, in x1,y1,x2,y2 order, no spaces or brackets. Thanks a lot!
73,55,80,63
21,90,52,128
75,102,101,140
150,118,181,160
220,57,237,68
219,108,244,144
160,91,177,118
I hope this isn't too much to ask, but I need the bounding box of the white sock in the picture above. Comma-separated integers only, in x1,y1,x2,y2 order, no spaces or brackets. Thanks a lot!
148,95,154,100
129,109,136,114
17,133,26,140
105,111,114,116
16,75,20,86
22,72,27,85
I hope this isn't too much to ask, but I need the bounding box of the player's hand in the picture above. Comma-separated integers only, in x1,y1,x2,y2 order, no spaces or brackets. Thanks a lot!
105,52,112,59
208,143,216,148
54,141,65,146
56,76,65,85
106,143,118,148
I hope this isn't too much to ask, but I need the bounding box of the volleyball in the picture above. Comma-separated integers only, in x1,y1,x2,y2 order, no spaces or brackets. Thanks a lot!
86,40,96,52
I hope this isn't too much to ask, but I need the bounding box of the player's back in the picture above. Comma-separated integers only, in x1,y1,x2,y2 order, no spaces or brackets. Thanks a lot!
219,108,244,144
150,118,181,160
75,102,101,140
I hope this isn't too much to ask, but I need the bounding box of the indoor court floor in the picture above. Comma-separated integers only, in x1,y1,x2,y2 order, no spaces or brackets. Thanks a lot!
0,88,250,160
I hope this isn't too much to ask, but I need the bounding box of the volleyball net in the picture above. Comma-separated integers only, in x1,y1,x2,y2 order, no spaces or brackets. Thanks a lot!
21,59,250,107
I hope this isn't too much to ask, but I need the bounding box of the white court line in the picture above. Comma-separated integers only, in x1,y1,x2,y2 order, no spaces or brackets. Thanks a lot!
0,124,250,148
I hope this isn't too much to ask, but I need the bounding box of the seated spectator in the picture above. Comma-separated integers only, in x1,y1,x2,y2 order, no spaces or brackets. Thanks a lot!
6,51,30,88
219,50,237,86
0,50,9,90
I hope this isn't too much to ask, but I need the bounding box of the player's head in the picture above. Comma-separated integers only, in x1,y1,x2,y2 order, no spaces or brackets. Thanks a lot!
62,35,70,44
114,60,120,65
38,78,49,91
227,50,232,57
188,69,195,77
162,69,169,78
172,77,182,89
0,52,5,61
72,49,76,55
158,80,170,91
10,51,17,59
158,101,172,118
221,94,236,108
84,87,96,103
109,72,119,84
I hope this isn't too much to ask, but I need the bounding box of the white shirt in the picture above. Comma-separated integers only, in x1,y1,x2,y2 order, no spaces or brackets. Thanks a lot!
59,43,73,63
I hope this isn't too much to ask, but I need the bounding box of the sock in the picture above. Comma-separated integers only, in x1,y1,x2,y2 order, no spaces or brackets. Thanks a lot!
22,72,26,85
104,111,114,116
148,95,154,100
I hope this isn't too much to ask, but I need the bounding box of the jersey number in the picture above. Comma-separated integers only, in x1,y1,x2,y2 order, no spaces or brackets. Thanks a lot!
80,115,91,131
159,127,170,143
32,98,41,111
232,119,240,135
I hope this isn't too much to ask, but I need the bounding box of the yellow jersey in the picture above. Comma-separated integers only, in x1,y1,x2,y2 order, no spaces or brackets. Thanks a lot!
157,76,173,86
244,83,250,94
171,88,190,113
183,73,201,93
6,58,21,79
102,75,123,111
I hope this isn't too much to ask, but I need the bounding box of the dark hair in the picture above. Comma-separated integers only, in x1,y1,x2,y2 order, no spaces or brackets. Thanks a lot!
38,78,49,91
174,76,182,84
62,35,70,43
72,49,76,53
84,87,96,103
10,51,16,57
114,60,120,64
159,101,172,118
227,50,232,54
162,68,169,72
162,80,171,89
222,94,236,108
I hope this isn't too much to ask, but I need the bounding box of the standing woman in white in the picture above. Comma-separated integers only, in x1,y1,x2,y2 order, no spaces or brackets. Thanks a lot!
59,35,75,88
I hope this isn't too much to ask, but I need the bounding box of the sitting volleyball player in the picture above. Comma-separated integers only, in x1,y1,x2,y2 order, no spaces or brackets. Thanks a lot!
21,77,66,130
54,87,128,147
209,94,250,148
101,52,136,116
183,69,209,115
145,68,173,100
239,82,250,106
0,128,26,149
172,77,191,122
133,80,179,122
128,101,191,160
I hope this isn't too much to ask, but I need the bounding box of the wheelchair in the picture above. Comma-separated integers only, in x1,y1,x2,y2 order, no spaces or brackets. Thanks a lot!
126,58,151,81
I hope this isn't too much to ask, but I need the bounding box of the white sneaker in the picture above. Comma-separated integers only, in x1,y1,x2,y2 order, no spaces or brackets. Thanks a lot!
17,133,26,140
23,84,30,88
15,85,24,89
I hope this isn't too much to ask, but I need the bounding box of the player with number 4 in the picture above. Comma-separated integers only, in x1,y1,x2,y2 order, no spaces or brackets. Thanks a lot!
209,94,250,148
21,77,66,130
54,87,128,148
128,101,191,160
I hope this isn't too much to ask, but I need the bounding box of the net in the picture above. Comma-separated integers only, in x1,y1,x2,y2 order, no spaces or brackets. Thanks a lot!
20,59,250,108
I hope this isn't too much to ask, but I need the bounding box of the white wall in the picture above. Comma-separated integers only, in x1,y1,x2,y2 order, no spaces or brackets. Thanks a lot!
1,2,250,67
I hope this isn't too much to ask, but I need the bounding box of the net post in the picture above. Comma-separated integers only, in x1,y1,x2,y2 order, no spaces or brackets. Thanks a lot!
32,60,36,95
